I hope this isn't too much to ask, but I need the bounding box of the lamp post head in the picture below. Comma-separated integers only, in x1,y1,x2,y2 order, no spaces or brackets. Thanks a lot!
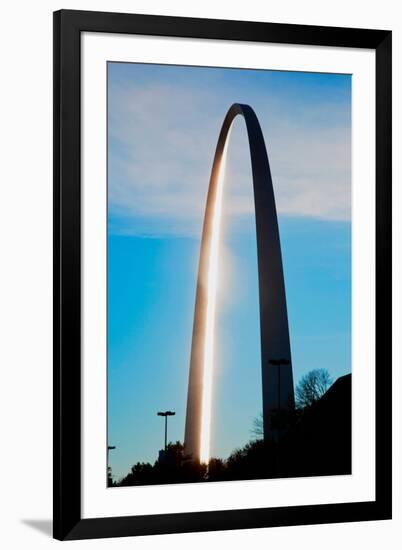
157,411,176,417
268,358,290,366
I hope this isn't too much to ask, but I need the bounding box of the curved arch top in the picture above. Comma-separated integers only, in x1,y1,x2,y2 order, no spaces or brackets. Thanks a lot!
184,103,294,463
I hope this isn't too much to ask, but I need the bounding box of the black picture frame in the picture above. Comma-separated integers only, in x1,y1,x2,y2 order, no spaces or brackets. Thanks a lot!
53,9,392,541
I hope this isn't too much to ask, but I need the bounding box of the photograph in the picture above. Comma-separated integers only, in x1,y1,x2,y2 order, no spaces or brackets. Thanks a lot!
107,61,352,488
51,7,391,541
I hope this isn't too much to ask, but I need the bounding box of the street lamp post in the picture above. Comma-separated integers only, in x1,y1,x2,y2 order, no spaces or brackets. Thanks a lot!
268,358,290,413
107,444,116,456
107,445,116,467
268,358,290,475
157,411,175,450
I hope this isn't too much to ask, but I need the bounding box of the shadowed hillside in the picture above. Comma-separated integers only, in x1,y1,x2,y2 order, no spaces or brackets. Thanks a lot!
278,373,351,477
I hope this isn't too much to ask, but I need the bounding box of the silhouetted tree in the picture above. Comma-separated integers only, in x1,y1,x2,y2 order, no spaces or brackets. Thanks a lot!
251,408,299,440
225,439,277,480
250,412,264,440
207,458,227,481
295,368,333,410
117,441,207,486
118,461,154,486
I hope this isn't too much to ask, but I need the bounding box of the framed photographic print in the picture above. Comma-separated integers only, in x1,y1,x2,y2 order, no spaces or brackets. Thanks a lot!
53,9,392,540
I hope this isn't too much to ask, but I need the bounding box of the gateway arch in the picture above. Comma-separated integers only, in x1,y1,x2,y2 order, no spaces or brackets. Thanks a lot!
184,103,294,463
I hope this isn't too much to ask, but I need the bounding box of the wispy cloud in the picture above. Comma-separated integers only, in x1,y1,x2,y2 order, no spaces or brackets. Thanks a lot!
108,65,351,236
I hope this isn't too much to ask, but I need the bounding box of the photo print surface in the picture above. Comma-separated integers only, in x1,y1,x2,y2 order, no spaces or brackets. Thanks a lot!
107,62,352,488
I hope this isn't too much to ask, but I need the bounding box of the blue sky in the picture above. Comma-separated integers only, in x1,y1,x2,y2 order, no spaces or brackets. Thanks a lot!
107,62,351,481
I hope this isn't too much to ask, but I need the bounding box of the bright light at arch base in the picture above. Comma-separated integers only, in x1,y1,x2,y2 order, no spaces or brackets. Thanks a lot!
199,134,231,464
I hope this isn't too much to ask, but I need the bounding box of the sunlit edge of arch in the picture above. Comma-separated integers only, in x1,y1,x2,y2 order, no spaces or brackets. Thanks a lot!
198,127,233,465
